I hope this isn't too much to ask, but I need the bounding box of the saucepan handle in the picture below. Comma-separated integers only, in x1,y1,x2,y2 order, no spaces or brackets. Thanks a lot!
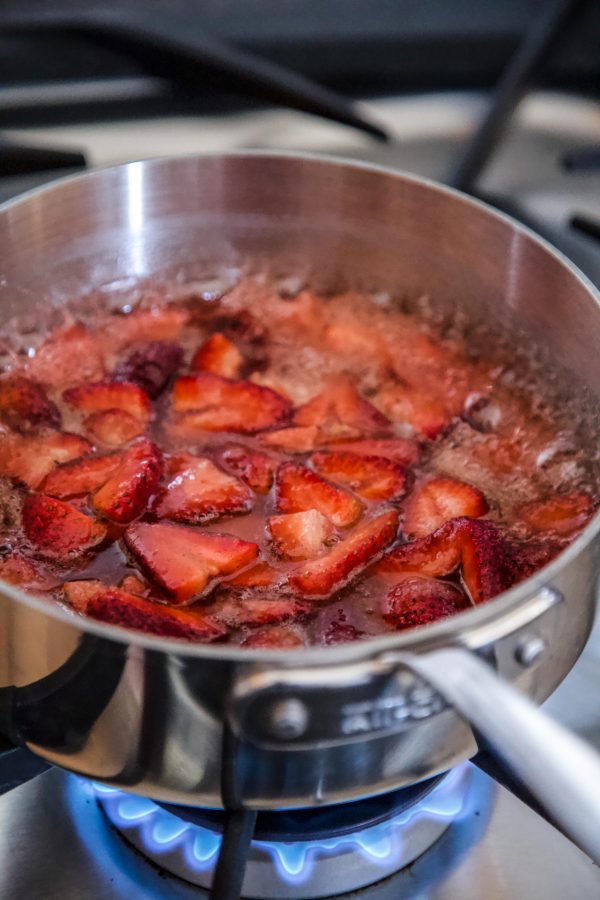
401,646,600,864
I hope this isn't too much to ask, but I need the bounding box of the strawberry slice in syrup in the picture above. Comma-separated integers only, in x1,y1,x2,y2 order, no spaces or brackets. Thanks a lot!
80,586,227,641
84,409,145,447
228,561,279,588
269,509,334,559
23,494,107,561
63,380,151,422
402,476,488,538
26,324,105,388
290,510,398,598
294,377,389,437
172,372,291,433
312,451,408,501
376,516,512,604
0,377,61,429
374,383,449,439
275,461,363,528
331,438,419,465
212,595,312,628
241,626,306,649
220,444,277,494
124,521,259,603
0,428,91,489
261,426,320,453
514,492,595,538
191,332,244,379
153,453,252,523
92,437,163,524
43,452,122,498
383,575,467,629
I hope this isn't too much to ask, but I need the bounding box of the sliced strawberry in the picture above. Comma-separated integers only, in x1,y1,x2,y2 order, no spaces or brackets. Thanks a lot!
375,383,451,439
153,453,252,523
383,576,466,629
220,444,277,494
0,428,91,489
124,522,259,603
212,596,311,628
261,426,320,453
23,494,107,560
505,539,562,584
294,377,389,437
0,553,58,590
402,477,488,538
63,579,105,612
269,509,334,560
249,373,292,400
376,517,511,604
42,452,122,498
331,438,419,466
84,409,145,447
191,332,243,378
374,522,461,577
171,373,291,433
0,377,61,429
515,493,595,538
104,307,188,351
228,561,279,588
460,519,511,603
92,437,163,524
200,311,269,372
324,319,391,363
119,574,149,596
275,461,363,528
85,587,227,641
290,510,398,598
63,381,151,422
114,341,184,398
312,451,408,501
26,324,105,388
242,626,306,649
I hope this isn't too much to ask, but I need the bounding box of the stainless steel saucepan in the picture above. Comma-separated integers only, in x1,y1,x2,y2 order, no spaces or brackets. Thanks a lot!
1,153,600,861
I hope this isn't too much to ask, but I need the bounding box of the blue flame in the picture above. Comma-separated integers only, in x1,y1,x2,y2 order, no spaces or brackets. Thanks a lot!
92,765,470,887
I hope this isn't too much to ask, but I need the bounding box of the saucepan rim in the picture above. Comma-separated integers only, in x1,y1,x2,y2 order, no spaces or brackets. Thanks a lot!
0,150,598,663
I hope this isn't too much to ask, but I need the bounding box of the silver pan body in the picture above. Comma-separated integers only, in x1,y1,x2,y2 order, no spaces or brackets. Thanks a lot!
0,153,598,809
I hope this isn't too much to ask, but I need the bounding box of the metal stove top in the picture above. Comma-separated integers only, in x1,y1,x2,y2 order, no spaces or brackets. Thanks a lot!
1,761,599,899
0,89,599,897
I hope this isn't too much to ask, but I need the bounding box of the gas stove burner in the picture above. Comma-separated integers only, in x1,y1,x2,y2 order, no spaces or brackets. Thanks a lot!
94,765,471,899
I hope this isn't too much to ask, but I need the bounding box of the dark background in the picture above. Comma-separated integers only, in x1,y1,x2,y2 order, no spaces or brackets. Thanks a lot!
1,0,598,127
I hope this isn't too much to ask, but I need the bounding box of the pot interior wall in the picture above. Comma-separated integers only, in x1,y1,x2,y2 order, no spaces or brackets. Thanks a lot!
0,155,599,399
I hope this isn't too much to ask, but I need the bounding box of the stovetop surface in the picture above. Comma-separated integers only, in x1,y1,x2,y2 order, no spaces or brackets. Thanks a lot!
1,761,599,899
1,89,599,897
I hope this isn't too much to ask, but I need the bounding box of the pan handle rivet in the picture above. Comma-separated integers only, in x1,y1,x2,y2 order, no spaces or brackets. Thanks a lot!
515,635,546,667
269,698,309,739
